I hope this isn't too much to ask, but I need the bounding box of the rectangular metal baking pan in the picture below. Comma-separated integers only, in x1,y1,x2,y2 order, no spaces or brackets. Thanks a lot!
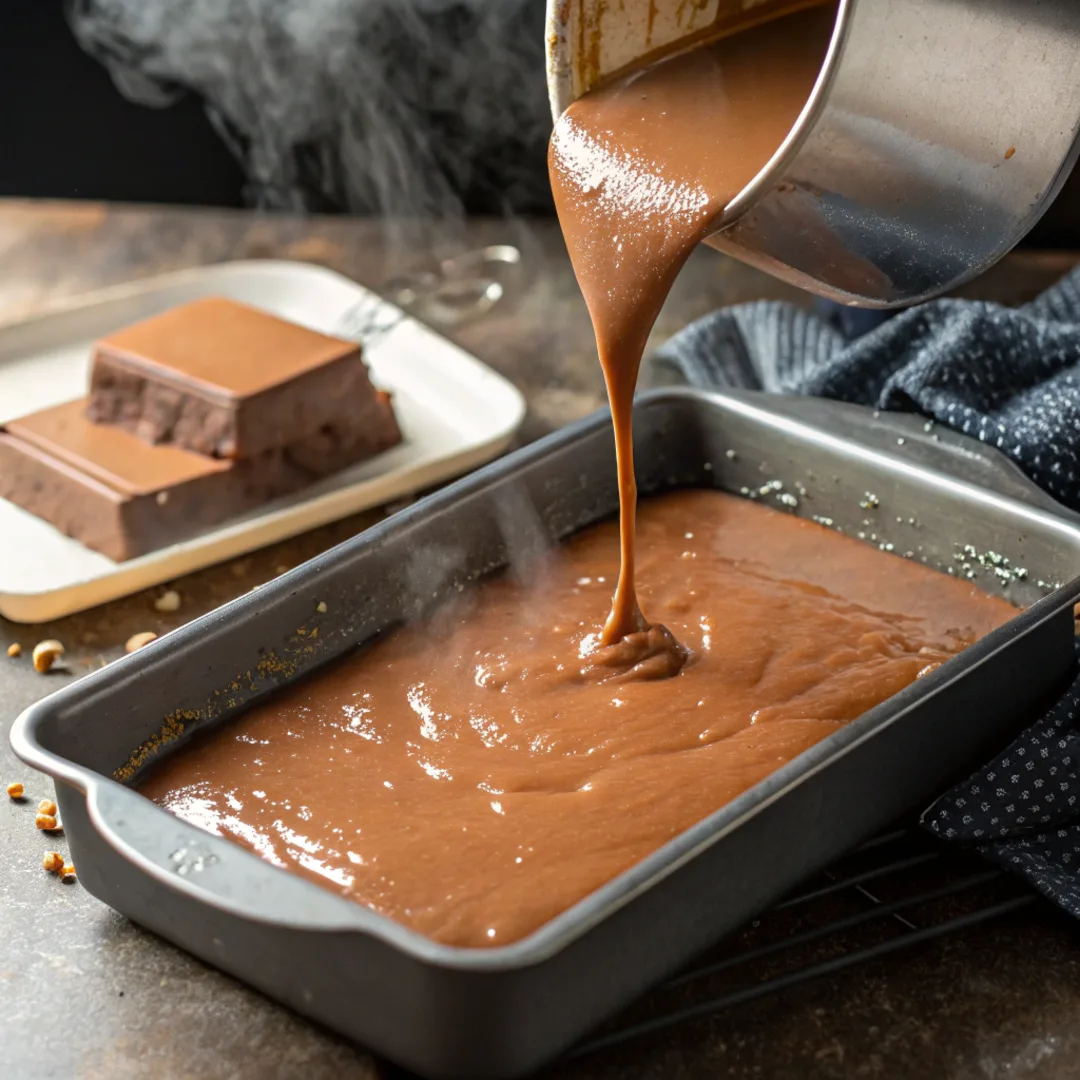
12,387,1080,1079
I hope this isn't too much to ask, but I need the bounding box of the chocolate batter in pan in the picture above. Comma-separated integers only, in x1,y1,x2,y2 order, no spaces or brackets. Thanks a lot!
141,491,1014,947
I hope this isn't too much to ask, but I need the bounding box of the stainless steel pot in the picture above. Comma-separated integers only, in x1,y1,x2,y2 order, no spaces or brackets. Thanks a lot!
546,0,1080,308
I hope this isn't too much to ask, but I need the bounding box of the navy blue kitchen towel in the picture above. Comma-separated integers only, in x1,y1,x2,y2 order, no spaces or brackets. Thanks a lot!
654,270,1080,916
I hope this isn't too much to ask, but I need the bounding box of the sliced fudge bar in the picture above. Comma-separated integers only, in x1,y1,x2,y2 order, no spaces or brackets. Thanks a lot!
0,398,401,562
87,296,397,459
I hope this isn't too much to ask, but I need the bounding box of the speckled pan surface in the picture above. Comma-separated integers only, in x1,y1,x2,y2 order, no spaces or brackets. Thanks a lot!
11,388,1080,1079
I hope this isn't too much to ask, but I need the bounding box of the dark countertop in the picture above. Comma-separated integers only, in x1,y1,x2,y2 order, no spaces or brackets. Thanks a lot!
2,199,1080,1080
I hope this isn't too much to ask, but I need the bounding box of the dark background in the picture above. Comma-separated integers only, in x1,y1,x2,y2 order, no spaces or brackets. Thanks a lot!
2,3,1080,249
0,4,244,207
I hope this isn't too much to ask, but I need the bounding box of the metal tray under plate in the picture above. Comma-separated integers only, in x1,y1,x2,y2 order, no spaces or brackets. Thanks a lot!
11,388,1080,1079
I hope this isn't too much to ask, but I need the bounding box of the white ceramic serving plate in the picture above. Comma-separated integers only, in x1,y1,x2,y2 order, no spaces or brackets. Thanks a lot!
0,260,526,623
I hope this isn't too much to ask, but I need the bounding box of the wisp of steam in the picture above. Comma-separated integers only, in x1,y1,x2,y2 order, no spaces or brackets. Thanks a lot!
66,0,553,233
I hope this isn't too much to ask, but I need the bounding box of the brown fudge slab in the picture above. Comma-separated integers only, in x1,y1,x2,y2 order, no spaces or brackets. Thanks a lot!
87,296,386,459
0,399,402,562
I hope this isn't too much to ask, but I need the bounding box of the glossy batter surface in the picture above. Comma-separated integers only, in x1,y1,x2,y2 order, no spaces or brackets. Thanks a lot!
141,491,1014,947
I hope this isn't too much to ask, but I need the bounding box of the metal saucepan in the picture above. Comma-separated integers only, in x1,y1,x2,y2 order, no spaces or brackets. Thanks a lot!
546,0,1080,308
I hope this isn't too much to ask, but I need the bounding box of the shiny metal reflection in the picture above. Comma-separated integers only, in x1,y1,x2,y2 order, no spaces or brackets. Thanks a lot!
547,0,1080,307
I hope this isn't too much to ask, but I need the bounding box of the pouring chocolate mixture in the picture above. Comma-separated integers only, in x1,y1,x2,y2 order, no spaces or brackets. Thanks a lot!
549,3,836,666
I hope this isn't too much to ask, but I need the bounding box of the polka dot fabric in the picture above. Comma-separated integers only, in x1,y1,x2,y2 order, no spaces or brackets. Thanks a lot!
923,643,1080,913
654,271,1080,912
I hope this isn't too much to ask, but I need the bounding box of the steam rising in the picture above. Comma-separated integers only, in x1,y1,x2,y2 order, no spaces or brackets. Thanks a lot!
493,484,552,586
66,0,553,236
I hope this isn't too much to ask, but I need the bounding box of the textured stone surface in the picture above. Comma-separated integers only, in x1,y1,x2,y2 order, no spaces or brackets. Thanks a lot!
1,199,1079,1079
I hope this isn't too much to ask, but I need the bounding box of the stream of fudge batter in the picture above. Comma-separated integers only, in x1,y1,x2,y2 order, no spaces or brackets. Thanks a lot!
549,3,835,660
141,491,1014,948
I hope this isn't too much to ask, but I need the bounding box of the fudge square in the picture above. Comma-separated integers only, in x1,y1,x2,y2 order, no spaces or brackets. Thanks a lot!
87,296,387,460
0,398,396,562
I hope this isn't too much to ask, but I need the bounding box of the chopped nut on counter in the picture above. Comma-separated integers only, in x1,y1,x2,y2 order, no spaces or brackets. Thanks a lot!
7,642,21,658
32,639,65,673
153,589,181,613
125,632,158,653
42,851,64,874
35,813,59,832
316,601,328,614
6,781,24,799
38,799,57,816
61,864,76,882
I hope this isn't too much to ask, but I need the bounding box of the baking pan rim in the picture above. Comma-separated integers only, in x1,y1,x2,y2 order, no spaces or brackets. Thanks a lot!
12,386,1080,972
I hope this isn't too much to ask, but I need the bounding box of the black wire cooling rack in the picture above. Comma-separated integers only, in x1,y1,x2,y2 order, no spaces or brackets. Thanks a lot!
379,825,1038,1077
567,825,1036,1060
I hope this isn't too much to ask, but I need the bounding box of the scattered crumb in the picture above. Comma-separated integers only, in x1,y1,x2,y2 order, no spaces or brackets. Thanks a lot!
35,813,59,831
125,632,158,653
153,589,181,614
113,711,189,783
61,864,76,882
316,601,328,614
7,643,21,658
1005,145,1016,160
38,799,57,816
42,851,64,874
32,639,65,674
859,493,880,510
7,781,24,800
155,491,170,506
